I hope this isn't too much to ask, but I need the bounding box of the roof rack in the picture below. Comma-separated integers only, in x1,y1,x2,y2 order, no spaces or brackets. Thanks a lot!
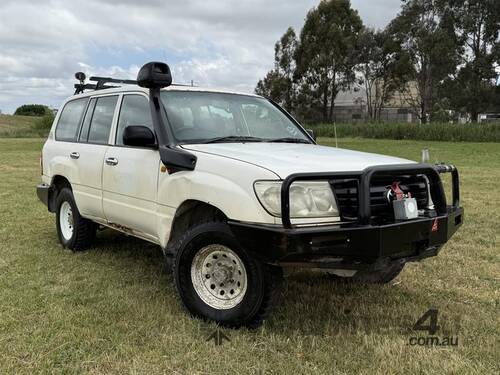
73,71,192,95
73,73,137,95
91,76,138,89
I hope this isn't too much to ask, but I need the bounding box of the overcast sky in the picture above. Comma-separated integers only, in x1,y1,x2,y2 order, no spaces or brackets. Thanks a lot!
0,0,401,113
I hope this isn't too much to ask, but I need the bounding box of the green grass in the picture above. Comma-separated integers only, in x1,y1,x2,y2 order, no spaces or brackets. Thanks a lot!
0,114,51,138
309,122,500,142
0,137,498,373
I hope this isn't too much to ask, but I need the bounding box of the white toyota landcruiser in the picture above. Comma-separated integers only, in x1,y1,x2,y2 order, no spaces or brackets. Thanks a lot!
37,62,463,327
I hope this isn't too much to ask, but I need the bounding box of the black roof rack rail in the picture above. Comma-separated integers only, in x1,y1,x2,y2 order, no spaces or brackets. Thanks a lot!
89,76,137,89
73,71,194,95
74,83,97,94
73,71,138,95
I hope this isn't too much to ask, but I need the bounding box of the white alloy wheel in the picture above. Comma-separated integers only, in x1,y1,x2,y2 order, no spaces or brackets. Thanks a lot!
59,201,74,241
190,244,248,310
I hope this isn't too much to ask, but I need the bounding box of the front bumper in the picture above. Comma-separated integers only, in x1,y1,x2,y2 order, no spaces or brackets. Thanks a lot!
228,206,463,270
229,163,464,270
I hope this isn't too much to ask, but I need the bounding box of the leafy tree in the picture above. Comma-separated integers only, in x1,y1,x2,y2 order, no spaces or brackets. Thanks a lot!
441,0,500,121
255,0,499,124
357,28,401,121
388,0,460,123
295,0,363,122
14,104,50,116
275,27,298,112
33,113,55,132
255,27,298,112
255,70,287,103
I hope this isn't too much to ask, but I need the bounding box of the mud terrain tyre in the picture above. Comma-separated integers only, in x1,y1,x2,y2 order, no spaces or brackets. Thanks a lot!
172,221,283,328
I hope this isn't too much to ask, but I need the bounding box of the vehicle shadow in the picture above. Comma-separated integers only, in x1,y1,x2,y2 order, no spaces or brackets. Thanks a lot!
263,269,446,337
76,230,445,336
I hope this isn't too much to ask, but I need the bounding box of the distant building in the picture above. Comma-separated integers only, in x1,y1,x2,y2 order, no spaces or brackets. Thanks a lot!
333,83,419,123
478,113,500,123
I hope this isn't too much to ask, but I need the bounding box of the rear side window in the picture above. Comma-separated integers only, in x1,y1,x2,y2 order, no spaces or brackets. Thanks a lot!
55,98,88,141
116,95,153,146
87,96,118,144
78,98,97,142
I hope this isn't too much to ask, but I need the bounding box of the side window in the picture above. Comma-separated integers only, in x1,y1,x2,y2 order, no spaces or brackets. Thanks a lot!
88,96,118,145
116,95,153,146
78,98,97,142
55,98,88,141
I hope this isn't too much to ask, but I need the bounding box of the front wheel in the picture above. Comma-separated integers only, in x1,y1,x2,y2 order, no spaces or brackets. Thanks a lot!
172,222,283,328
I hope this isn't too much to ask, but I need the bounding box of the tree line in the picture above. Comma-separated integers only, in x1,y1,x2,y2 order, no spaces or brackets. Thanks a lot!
255,0,500,123
14,104,52,116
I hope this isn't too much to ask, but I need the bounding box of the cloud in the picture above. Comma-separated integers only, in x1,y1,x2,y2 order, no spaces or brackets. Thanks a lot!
351,0,401,30
0,0,399,113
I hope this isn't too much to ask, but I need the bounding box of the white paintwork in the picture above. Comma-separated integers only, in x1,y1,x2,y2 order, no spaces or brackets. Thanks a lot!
43,138,109,219
41,86,416,250
70,85,260,101
181,143,414,179
102,145,161,240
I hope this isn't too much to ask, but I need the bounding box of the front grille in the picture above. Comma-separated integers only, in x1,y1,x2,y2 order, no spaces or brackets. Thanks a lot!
331,175,429,223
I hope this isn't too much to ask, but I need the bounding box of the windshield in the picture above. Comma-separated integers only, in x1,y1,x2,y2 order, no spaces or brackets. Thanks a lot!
160,91,311,144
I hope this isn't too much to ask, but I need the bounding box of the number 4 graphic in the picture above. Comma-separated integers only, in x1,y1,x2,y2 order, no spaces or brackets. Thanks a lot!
413,309,440,335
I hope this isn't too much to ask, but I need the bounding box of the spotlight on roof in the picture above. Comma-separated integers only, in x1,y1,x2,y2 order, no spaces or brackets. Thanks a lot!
75,72,86,84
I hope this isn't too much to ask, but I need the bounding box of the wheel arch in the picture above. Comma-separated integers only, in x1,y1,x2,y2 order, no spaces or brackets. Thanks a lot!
163,199,227,252
46,175,72,212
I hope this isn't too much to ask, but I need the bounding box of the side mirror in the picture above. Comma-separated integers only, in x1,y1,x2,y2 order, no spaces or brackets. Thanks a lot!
123,126,156,147
306,129,316,141
137,62,172,89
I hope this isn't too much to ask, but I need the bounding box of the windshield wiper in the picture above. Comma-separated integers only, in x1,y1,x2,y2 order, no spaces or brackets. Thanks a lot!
200,136,265,144
264,137,311,144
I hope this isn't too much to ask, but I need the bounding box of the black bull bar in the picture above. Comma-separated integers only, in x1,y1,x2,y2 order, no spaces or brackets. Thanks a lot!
280,163,460,228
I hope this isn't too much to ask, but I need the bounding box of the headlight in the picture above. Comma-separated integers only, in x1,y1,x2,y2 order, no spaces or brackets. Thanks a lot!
254,180,339,218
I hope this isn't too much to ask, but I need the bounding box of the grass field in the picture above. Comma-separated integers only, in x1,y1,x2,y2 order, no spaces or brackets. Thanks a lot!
0,114,37,138
309,122,500,142
0,137,498,374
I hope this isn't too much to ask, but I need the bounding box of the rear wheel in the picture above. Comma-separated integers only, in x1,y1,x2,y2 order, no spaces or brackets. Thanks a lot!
172,222,283,328
55,188,96,251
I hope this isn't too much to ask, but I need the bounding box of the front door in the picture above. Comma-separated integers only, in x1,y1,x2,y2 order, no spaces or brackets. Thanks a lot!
102,94,161,239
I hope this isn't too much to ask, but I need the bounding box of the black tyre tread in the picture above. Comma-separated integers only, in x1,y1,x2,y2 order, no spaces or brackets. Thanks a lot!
164,211,225,272
171,221,283,328
72,213,96,251
56,188,96,251
247,264,283,329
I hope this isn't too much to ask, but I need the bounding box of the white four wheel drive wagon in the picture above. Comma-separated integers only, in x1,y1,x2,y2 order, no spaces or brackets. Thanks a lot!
37,62,464,328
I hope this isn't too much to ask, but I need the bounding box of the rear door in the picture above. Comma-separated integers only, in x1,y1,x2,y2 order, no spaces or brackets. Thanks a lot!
47,95,117,220
102,93,161,239
71,94,119,220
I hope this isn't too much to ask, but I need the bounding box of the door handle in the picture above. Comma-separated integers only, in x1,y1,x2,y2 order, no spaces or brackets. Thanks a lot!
70,152,80,159
105,157,118,166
